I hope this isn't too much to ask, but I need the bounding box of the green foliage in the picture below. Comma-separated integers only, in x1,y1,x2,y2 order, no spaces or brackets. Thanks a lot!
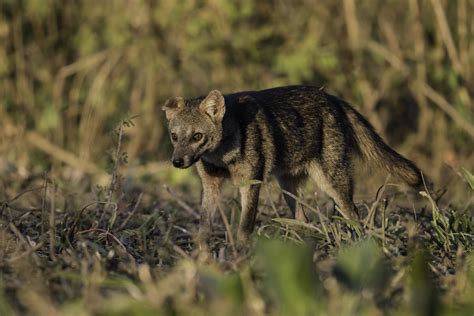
405,250,439,316
461,168,474,191
0,277,14,316
334,239,390,292
256,239,321,315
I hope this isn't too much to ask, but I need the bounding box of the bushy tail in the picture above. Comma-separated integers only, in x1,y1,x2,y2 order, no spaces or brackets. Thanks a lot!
344,104,426,189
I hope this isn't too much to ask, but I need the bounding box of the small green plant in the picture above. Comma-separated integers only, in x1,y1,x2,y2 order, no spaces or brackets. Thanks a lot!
461,168,474,191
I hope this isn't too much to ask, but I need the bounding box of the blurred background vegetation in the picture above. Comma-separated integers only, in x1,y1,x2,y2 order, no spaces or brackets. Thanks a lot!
0,0,473,190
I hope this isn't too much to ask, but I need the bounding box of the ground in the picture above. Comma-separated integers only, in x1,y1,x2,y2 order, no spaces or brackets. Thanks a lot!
0,164,472,315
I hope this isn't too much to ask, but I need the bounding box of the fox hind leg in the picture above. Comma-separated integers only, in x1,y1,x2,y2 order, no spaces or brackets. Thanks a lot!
276,174,309,222
307,162,359,221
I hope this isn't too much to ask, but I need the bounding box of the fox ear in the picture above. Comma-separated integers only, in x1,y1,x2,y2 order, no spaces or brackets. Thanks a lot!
162,97,184,121
199,90,225,123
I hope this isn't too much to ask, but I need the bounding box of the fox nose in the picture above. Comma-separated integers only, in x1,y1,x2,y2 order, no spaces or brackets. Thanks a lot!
172,158,184,168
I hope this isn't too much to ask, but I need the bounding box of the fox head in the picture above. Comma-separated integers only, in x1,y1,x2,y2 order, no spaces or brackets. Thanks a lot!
162,90,226,169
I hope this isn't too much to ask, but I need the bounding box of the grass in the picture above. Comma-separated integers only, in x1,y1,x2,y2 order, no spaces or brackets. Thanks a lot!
0,135,473,315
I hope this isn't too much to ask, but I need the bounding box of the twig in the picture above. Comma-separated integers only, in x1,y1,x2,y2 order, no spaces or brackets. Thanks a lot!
118,192,143,230
172,243,193,260
429,0,463,77
118,193,143,230
106,122,124,206
264,183,280,218
25,131,106,177
41,174,48,235
68,201,117,242
76,228,130,254
217,203,237,259
364,175,390,229
343,0,360,50
76,227,137,263
1,186,43,221
8,223,41,265
9,186,44,203
49,178,56,261
53,50,111,102
173,225,191,235
7,241,44,264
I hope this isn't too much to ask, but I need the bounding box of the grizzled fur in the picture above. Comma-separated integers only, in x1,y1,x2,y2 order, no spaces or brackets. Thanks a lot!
163,85,426,244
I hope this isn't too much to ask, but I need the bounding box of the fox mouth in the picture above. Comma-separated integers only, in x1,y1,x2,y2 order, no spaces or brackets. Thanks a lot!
172,155,200,169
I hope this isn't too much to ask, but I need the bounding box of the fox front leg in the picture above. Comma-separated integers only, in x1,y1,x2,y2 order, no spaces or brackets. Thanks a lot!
196,161,223,246
237,181,261,245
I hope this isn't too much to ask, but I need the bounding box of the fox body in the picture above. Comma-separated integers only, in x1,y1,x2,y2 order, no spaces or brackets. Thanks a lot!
163,85,425,244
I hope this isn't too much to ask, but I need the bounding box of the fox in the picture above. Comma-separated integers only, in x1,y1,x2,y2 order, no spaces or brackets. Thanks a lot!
162,85,428,245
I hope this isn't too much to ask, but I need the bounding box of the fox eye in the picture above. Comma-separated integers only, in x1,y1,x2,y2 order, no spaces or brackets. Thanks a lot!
193,133,203,141
171,133,178,141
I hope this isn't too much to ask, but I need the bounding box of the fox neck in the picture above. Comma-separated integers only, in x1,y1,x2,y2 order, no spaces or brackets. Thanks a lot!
201,121,241,167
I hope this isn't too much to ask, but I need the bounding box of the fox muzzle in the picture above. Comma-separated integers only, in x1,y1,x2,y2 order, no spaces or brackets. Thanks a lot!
171,153,198,169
